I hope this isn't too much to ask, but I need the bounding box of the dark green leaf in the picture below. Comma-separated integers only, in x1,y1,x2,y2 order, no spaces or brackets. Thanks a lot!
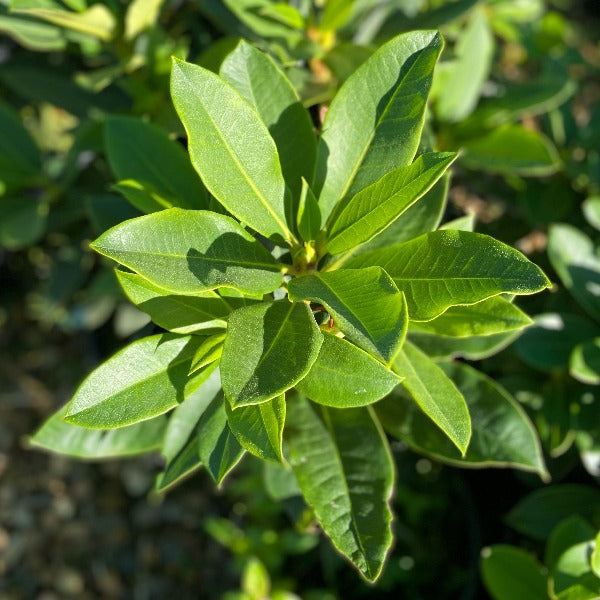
0,196,46,250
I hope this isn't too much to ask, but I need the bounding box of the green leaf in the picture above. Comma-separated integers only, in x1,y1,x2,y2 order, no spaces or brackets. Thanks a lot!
285,395,394,582
288,267,407,363
296,333,402,408
124,0,163,39
64,333,206,429
462,124,560,176
226,394,285,462
0,99,40,194
171,58,293,244
326,152,457,255
0,196,47,250
481,545,548,600
434,9,494,122
221,300,323,408
313,31,443,225
320,0,354,30
506,485,600,541
346,230,550,321
116,270,233,334
220,40,316,202
377,362,547,477
592,531,600,578
570,339,600,386
553,541,600,599
242,557,271,600
0,9,66,51
546,516,597,572
263,462,301,500
583,197,600,231
91,208,283,296
393,341,470,455
297,178,321,242
197,391,245,485
439,212,476,231
111,180,173,214
189,334,226,374
105,116,207,211
409,296,533,337
30,404,166,459
548,224,600,323
11,1,115,40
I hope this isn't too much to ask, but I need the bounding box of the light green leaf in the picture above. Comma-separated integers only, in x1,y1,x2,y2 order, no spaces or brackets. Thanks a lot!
259,3,304,29
592,531,600,578
313,31,443,225
285,395,394,582
462,124,560,176
296,333,402,408
105,116,207,211
583,197,600,232
91,208,283,296
221,300,323,408
481,545,548,600
226,394,285,462
546,516,597,572
11,1,115,40
263,462,301,500
435,9,494,122
320,0,354,30
409,296,532,337
377,362,547,477
64,333,207,429
220,40,316,202
548,224,600,323
116,270,233,334
570,339,600,386
326,152,457,255
111,180,173,214
124,0,163,39
288,267,407,362
171,58,293,244
393,341,471,455
190,334,226,374
197,391,245,485
506,485,600,541
0,9,66,51
439,212,476,231
297,178,321,242
30,404,166,459
345,230,550,321
242,557,271,600
553,541,600,599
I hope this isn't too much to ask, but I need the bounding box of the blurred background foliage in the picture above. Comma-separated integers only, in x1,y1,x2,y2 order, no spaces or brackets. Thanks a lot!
1,0,599,598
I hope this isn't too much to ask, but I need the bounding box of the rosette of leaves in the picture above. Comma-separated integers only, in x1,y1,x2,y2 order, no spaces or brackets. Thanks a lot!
31,32,551,581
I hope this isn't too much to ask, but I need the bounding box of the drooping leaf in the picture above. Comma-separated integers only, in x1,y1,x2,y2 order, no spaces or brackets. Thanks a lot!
226,394,285,462
377,362,547,477
393,341,471,455
91,208,283,296
313,31,443,225
105,116,207,211
481,545,548,600
171,58,293,243
285,395,394,582
288,267,407,362
64,334,207,429
297,178,321,242
220,40,316,201
116,270,233,334
30,404,166,459
345,230,550,321
296,333,402,408
462,124,560,176
326,152,457,255
409,296,532,337
548,224,600,323
570,339,600,386
221,300,322,408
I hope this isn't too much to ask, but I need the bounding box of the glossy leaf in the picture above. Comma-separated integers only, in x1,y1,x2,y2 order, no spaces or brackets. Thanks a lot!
393,341,471,455
570,339,600,386
285,395,394,582
288,267,408,362
346,230,550,321
65,334,206,429
548,224,600,323
226,394,285,462
481,545,548,600
326,152,457,255
105,116,207,210
116,270,233,334
189,334,226,374
377,362,547,477
462,124,560,176
30,405,166,459
171,58,293,243
296,333,402,408
220,300,323,408
220,40,316,201
506,485,600,541
313,31,443,225
409,296,532,337
91,208,283,296
297,178,321,242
